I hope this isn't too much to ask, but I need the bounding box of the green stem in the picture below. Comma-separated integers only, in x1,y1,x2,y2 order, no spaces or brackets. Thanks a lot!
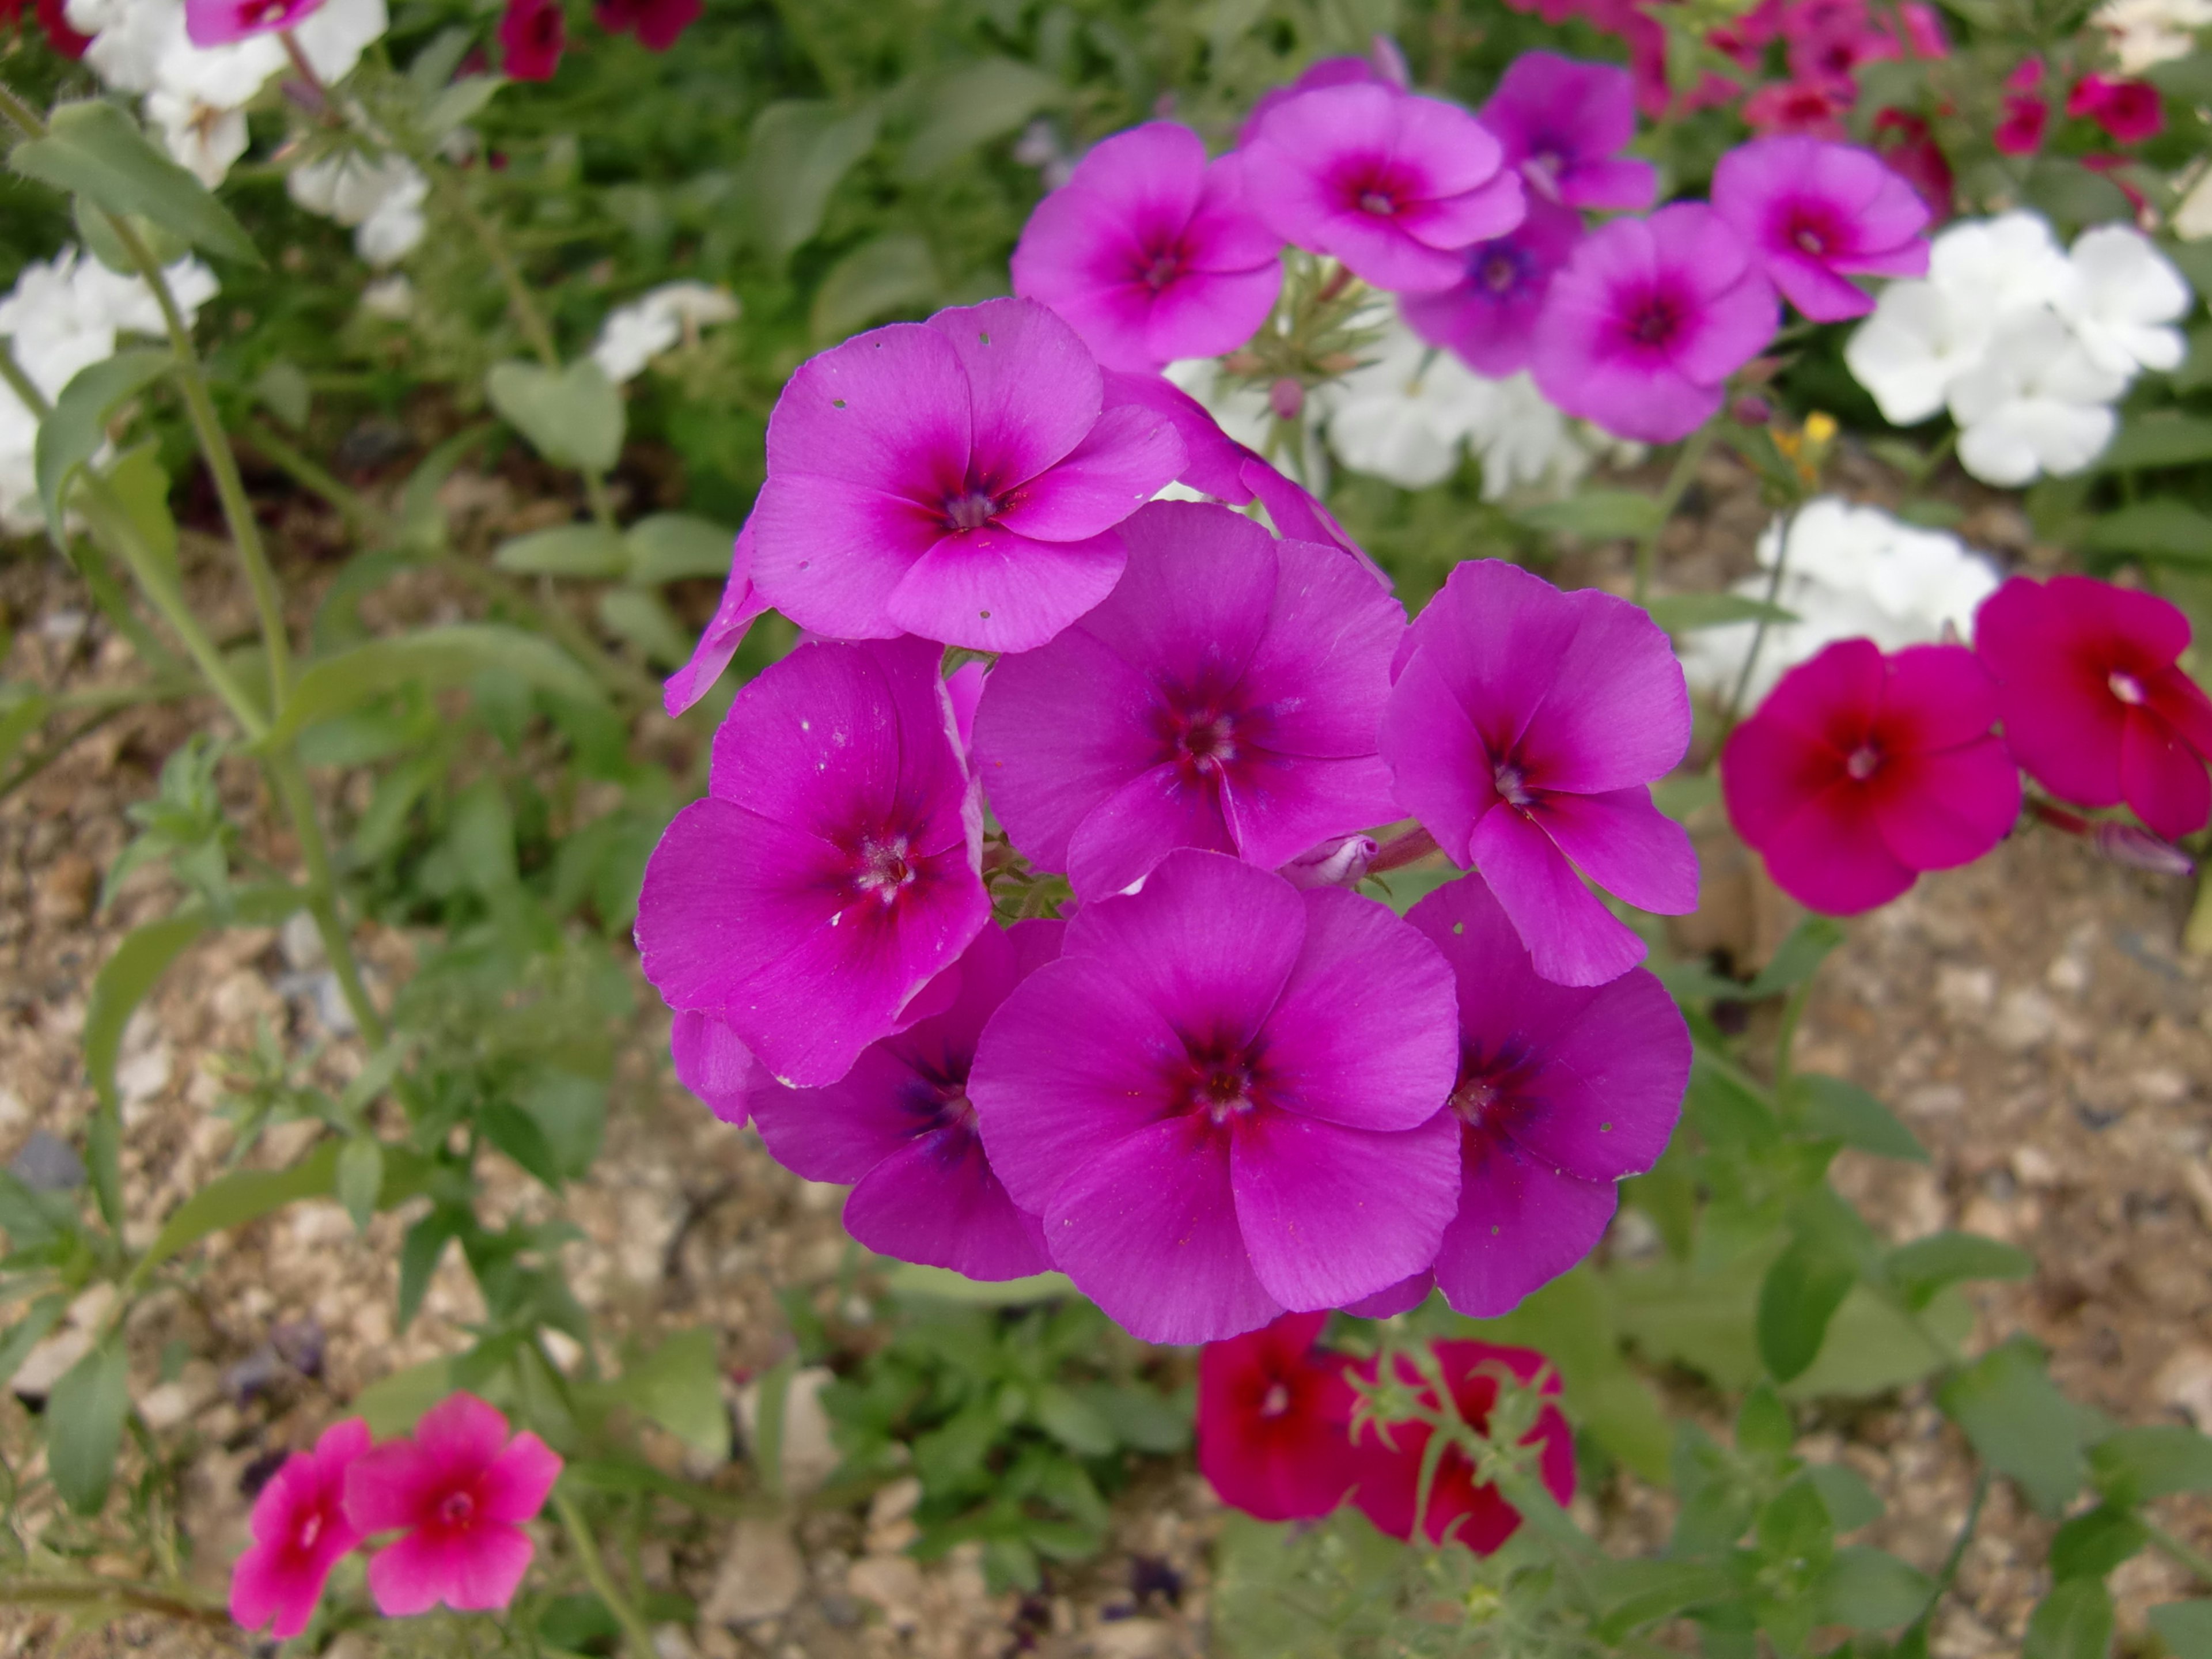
1634,419,1720,609
1772,975,1815,1104
0,1577,229,1627
1903,1469,1988,1645
2144,1518,2212,1589
1720,509,1794,740
267,755,388,1047
0,338,48,418
0,76,47,137
243,416,391,539
552,1489,661,1659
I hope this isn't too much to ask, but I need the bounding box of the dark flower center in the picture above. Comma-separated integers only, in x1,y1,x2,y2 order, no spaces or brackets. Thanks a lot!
438,1491,475,1529
1359,188,1400,216
2110,669,2147,705
1260,1381,1293,1418
1176,713,1237,773
1624,293,1683,350
943,488,999,532
1449,1075,1502,1126
1176,1036,1266,1124
1478,247,1527,296
1845,743,1883,781
1139,245,1185,291
1493,759,1535,808
855,835,918,901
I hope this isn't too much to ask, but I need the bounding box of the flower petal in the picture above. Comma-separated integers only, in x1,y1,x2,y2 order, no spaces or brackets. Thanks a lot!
842,1127,1053,1280
990,403,1185,542
927,297,1101,487
1431,1128,1619,1318
1529,785,1699,914
888,525,1128,653
2123,707,2212,839
1471,806,1649,986
1866,736,2020,871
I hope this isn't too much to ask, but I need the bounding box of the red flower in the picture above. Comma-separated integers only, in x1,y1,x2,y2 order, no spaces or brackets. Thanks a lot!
1723,640,2019,915
1743,78,1854,138
1997,59,2050,155
1349,1340,1576,1553
1197,1313,1362,1522
498,0,565,81
595,0,697,50
1873,107,1953,219
1975,575,2212,842
2068,74,2164,144
32,0,89,55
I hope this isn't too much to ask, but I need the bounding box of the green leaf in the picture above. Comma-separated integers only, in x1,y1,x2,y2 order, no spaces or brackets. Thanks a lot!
898,57,1060,179
397,1208,467,1332
9,101,258,263
1590,1559,1741,1641
1736,1384,1793,1456
2151,1602,2212,1659
1080,1382,1190,1455
1938,1338,2089,1517
1808,1463,1883,1531
1035,1384,1118,1457
2025,1578,2115,1659
0,689,49,780
1791,1074,1928,1162
102,444,177,577
138,1138,340,1278
883,1264,1076,1304
1745,916,1847,997
2051,1505,2149,1581
486,360,624,474
262,623,602,748
0,1295,69,1388
1684,1054,1781,1150
519,1073,607,1184
85,912,205,1225
1758,1234,1858,1383
481,1100,567,1189
747,100,881,262
252,360,312,431
1646,593,1801,632
2096,414,2212,471
626,513,738,583
47,1336,130,1514
2089,1425,2212,1506
336,1138,382,1234
421,75,501,139
596,588,691,668
354,1357,454,1437
1886,1232,2034,1309
493,524,628,578
809,233,938,343
35,348,172,539
2082,499,2212,565
1514,490,1665,540
1816,1547,1934,1631
2021,156,2133,232
613,1329,730,1460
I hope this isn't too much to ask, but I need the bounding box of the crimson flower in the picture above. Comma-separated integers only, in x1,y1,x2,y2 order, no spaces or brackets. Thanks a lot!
499,0,564,81
2069,75,2163,145
1997,60,2050,156
596,0,696,49
1197,1313,1362,1521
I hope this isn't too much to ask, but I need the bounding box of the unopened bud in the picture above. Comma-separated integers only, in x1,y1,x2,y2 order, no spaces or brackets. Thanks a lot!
2096,821,2195,877
1269,377,1305,421
1223,350,1264,376
1279,833,1377,890
1729,394,1773,426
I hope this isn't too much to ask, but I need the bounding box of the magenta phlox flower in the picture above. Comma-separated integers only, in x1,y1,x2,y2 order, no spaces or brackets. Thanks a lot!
1480,52,1657,211
1532,202,1779,442
2070,75,2164,145
1781,0,1898,82
752,297,1184,653
635,638,988,1086
1242,84,1526,294
1382,560,1697,987
1713,136,1930,322
1237,47,1410,145
662,513,771,717
974,501,1404,900
185,0,321,42
1013,123,1282,373
1102,370,1256,501
1743,79,1854,139
230,1418,369,1640
1402,196,1584,377
970,850,1461,1343
1406,874,1688,1315
596,0,698,50
945,659,985,752
671,1010,757,1125
344,1395,561,1618
750,922,1059,1280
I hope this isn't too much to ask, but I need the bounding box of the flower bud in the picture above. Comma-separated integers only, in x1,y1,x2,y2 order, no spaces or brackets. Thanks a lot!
1278,833,1377,890
1269,377,1305,421
2095,820,2195,877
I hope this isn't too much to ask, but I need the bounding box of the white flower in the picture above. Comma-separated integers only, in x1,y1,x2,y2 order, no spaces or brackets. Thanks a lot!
591,283,741,382
290,150,429,266
1948,310,2128,486
355,169,427,266
2059,223,2192,376
359,273,415,319
1321,321,1497,488
2094,0,2212,71
2178,166,2212,241
1844,281,1992,425
1459,371,1605,501
291,0,387,84
147,88,249,187
71,0,182,93
1927,210,2076,318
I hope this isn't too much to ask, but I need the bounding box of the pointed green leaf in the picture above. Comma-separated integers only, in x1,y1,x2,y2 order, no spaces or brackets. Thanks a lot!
1646,593,1800,632
2089,1425,2212,1506
10,101,259,263
1938,1338,2089,1517
612,1329,730,1460
1886,1232,2033,1308
262,623,602,748
1515,490,1665,539
747,100,881,262
0,1295,69,1388
2025,1579,2114,1659
85,912,205,1225
1792,1074,1928,1162
493,523,628,578
626,513,738,583
897,58,1059,180
336,1138,383,1234
47,1336,130,1513
138,1138,341,1277
35,348,172,539
1758,1234,1857,1383
1816,1547,1934,1631
2151,1603,2212,1659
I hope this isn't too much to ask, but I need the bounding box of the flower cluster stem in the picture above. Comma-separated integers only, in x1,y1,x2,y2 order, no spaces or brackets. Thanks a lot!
1634,418,1720,609
553,1489,661,1659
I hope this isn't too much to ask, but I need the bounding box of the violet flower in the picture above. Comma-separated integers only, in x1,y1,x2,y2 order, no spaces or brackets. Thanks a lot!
1713,136,1931,323
1012,122,1283,373
1480,52,1657,211
1402,196,1584,377
1241,83,1525,294
1381,559,1698,987
973,501,1404,901
748,922,1060,1281
1532,202,1779,442
751,297,1185,653
230,1418,369,1640
970,850,1461,1344
635,637,988,1087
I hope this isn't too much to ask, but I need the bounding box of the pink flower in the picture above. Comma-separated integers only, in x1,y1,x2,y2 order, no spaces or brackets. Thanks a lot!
662,513,770,717
230,1419,370,1640
1241,82,1525,293
1480,52,1657,211
1349,1340,1575,1551
1198,1313,1361,1521
1403,198,1584,377
670,1009,757,1124
749,922,1058,1281
1781,0,1897,83
1893,1,1949,55
1712,136,1930,322
1975,576,2212,842
1532,202,1779,443
1743,78,1854,138
1382,560,1698,987
970,850,1461,1344
499,0,565,80
344,1395,562,1617
1400,874,1688,1316
1997,60,2050,156
595,0,696,50
635,638,989,1087
1723,641,2020,914
1237,46,1410,145
972,501,1404,901
1872,108,1954,218
2069,74,2164,144
1710,0,1785,69
184,0,322,44
752,298,1184,653
1012,123,1282,373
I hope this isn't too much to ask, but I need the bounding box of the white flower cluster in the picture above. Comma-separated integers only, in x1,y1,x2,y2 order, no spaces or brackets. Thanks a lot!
0,245,220,533
1676,497,2001,708
286,148,428,268
590,283,743,384
2094,0,2212,72
66,0,388,188
1846,212,2192,488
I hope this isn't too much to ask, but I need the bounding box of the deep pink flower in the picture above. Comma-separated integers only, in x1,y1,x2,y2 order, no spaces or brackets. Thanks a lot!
663,514,770,717
230,1418,369,1640
1709,0,1785,69
1997,59,2050,156
1532,202,1779,444
344,1395,561,1617
1724,641,2020,914
1403,196,1584,377
184,0,321,43
1241,83,1525,294
1743,79,1854,138
596,0,696,50
1382,560,1698,986
1872,108,1954,218
1350,1340,1575,1551
1975,576,2212,842
1198,1313,1361,1521
2070,75,2164,144
635,638,989,1087
1781,0,1897,83
1712,136,1929,322
1893,1,1948,55
970,850,1461,1344
1402,875,1688,1316
1237,47,1410,145
1480,52,1657,211
1013,123,1282,372
752,298,1183,653
499,0,565,80
749,922,1058,1281
973,501,1404,901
